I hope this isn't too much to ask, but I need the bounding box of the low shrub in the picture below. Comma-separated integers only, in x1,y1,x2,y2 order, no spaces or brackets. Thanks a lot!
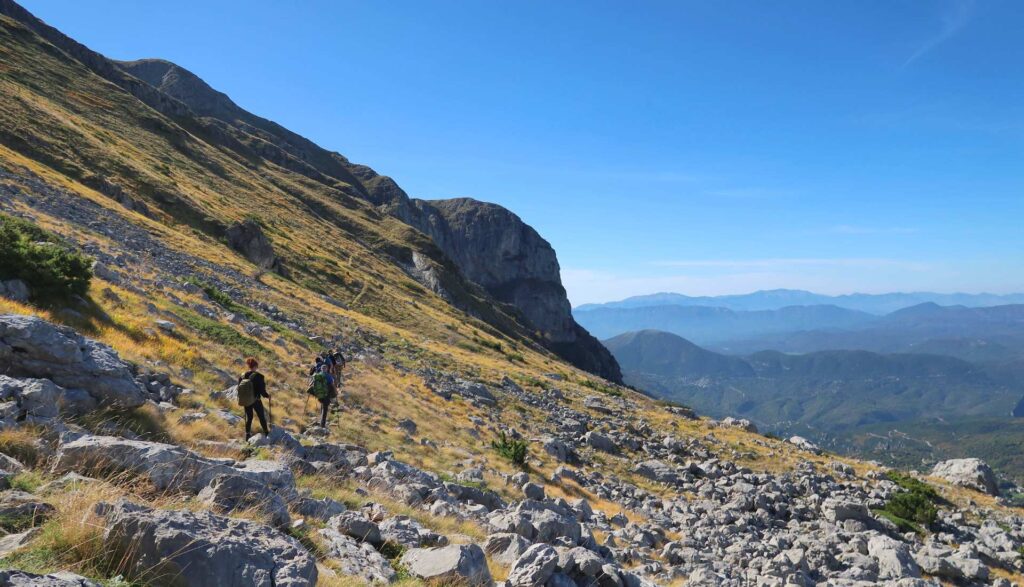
879,470,940,531
885,490,937,525
491,431,528,467
0,213,92,305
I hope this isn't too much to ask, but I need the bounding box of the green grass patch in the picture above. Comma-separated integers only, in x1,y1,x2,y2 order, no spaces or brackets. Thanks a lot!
178,308,266,357
578,377,623,397
873,508,925,535
9,470,45,493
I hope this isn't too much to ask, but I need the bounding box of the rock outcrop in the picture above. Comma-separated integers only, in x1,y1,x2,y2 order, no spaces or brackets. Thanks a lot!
932,458,1000,496
409,198,622,382
0,315,146,410
225,219,286,276
100,500,317,587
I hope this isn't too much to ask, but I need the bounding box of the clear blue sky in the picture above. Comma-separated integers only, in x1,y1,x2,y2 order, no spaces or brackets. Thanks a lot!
23,0,1024,305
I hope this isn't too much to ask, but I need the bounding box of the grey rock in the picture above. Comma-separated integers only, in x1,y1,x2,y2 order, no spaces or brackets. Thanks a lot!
506,543,558,587
197,474,290,528
327,510,382,545
582,431,618,453
0,315,145,408
317,528,396,584
53,434,293,493
226,219,285,275
0,569,100,586
400,543,493,586
931,458,999,495
868,535,920,580
522,482,546,500
484,532,532,565
0,279,30,303
101,500,316,586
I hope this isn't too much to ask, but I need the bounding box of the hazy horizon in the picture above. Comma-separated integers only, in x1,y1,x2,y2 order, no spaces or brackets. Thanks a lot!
568,285,1024,308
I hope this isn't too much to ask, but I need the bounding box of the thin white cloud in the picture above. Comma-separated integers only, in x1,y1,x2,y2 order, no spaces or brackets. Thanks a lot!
904,0,975,67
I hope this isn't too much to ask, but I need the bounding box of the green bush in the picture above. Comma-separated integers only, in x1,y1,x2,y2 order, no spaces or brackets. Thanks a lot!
0,214,92,305
885,471,939,501
885,490,937,525
491,431,528,467
879,470,940,531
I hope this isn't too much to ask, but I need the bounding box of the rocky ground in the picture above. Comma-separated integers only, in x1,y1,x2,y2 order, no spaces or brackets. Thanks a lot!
0,312,1022,586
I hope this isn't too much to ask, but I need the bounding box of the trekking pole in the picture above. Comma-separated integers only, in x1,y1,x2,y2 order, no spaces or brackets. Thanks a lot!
268,397,273,429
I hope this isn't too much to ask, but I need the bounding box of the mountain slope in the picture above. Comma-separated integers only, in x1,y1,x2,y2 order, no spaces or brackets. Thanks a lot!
604,330,753,379
0,2,619,382
608,330,1022,466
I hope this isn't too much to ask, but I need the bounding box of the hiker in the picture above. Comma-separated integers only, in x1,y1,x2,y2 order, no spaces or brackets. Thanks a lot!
237,356,271,440
307,362,337,428
309,356,323,377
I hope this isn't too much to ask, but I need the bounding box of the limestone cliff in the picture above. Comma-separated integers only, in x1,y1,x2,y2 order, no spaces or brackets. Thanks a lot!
410,199,622,383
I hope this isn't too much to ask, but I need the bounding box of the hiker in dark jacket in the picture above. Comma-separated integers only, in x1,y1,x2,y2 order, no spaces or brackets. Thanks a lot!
240,356,271,440
315,363,337,428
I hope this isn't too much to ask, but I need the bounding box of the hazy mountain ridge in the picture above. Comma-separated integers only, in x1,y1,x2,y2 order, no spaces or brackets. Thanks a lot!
607,329,1024,480
576,303,875,343
577,288,1024,314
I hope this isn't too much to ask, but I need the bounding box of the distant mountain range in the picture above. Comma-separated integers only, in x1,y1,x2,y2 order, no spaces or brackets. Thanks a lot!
576,293,1024,363
576,303,875,344
606,329,1024,477
576,289,1024,314
602,327,1024,477
714,303,1024,361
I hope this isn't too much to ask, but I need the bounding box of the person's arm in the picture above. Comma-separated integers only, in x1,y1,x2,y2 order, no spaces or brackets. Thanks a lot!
258,373,270,398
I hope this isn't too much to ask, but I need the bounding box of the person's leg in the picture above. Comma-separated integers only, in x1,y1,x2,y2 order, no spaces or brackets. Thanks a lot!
244,405,254,439
253,400,270,435
320,399,329,427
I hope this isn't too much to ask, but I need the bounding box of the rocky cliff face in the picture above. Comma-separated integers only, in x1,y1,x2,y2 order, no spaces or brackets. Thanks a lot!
410,199,621,382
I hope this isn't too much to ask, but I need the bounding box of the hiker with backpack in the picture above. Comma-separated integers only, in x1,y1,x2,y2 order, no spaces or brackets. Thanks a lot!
307,362,337,428
238,356,271,440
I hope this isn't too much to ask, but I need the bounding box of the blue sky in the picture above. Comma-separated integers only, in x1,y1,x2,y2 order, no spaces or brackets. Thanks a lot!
24,0,1024,305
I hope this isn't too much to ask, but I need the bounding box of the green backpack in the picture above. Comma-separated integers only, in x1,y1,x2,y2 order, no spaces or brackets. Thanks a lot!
307,372,329,400
237,374,257,407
